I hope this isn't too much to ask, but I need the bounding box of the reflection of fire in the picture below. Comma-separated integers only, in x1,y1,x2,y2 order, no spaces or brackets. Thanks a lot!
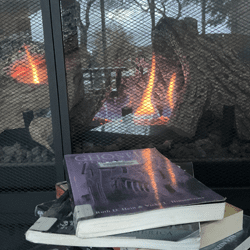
133,53,176,126
92,117,111,126
10,45,48,84
142,148,163,208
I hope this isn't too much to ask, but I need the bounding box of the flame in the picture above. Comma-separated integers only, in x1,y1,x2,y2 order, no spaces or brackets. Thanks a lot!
135,53,156,116
165,159,177,188
167,73,176,110
10,45,48,84
133,54,177,126
142,148,163,208
25,45,39,84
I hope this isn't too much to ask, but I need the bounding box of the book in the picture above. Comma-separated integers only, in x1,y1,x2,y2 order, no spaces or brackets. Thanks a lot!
111,203,244,250
201,215,250,250
26,162,201,249
26,195,201,250
64,148,226,238
32,191,242,249
200,203,243,248
56,181,69,199
25,202,247,250
34,162,195,220
54,163,194,200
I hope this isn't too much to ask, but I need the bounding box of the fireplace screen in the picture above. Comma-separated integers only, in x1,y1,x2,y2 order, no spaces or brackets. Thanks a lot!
0,1,55,166
59,0,250,161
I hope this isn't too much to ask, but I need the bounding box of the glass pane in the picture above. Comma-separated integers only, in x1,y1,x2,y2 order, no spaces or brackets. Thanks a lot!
59,0,250,162
0,0,55,183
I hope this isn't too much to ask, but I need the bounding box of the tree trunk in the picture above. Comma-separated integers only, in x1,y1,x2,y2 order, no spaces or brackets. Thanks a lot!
201,0,206,34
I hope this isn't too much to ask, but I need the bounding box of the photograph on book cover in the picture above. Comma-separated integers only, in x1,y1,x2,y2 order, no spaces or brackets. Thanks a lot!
65,148,225,217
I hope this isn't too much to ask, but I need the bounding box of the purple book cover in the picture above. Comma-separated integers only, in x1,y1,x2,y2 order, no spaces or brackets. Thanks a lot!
64,148,225,219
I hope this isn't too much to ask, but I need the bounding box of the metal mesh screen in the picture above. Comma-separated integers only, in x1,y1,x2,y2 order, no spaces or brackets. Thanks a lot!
0,0,55,166
0,0,57,249
60,0,250,162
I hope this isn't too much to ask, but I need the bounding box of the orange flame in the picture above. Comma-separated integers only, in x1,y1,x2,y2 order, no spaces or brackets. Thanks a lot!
24,46,39,84
10,45,48,84
135,53,156,116
142,148,163,208
165,159,177,188
167,73,176,110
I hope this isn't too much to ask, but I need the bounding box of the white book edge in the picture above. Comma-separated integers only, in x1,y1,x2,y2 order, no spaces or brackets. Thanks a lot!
76,202,226,238
25,229,201,250
200,208,243,248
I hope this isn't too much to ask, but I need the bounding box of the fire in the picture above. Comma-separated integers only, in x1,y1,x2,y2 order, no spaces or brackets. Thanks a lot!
25,46,39,84
10,45,48,84
167,72,176,110
133,53,177,126
135,53,156,116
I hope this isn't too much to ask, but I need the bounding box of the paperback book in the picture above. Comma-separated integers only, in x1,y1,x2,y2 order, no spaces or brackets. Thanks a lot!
200,202,243,248
64,148,226,238
201,215,250,250
26,198,246,250
26,198,201,250
114,215,249,250
26,162,201,250
111,203,244,250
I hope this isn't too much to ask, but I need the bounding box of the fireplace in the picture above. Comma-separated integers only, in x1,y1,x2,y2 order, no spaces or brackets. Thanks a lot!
1,0,250,249
45,0,250,163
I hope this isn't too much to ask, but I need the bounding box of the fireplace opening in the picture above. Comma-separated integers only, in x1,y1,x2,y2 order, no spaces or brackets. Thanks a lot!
55,0,250,162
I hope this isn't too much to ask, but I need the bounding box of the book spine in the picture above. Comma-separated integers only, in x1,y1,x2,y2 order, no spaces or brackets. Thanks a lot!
113,248,137,250
56,181,68,199
63,159,77,223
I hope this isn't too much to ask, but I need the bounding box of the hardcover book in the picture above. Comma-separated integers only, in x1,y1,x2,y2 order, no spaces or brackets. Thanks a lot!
64,148,226,238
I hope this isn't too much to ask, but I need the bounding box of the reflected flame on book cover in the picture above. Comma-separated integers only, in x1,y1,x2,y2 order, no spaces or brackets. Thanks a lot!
141,148,163,208
79,152,183,211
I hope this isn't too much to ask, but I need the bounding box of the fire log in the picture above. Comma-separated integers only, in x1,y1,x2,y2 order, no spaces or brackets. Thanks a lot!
153,17,250,140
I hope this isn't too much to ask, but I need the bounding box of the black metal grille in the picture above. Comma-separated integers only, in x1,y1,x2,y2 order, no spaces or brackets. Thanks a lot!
1,0,250,249
0,0,58,249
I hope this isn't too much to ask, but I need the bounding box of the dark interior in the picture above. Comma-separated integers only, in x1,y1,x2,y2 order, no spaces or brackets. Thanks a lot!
0,0,250,249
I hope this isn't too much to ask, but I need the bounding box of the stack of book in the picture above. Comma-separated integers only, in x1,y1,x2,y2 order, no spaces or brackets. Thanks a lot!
25,148,250,250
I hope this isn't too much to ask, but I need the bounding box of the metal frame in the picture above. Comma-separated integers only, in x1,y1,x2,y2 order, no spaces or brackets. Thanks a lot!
50,0,72,156
40,0,72,182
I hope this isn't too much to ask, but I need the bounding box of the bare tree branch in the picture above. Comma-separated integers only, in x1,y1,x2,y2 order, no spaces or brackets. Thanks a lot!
155,3,166,17
133,0,150,12
76,0,96,48
155,0,182,19
176,0,182,19
86,0,96,29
